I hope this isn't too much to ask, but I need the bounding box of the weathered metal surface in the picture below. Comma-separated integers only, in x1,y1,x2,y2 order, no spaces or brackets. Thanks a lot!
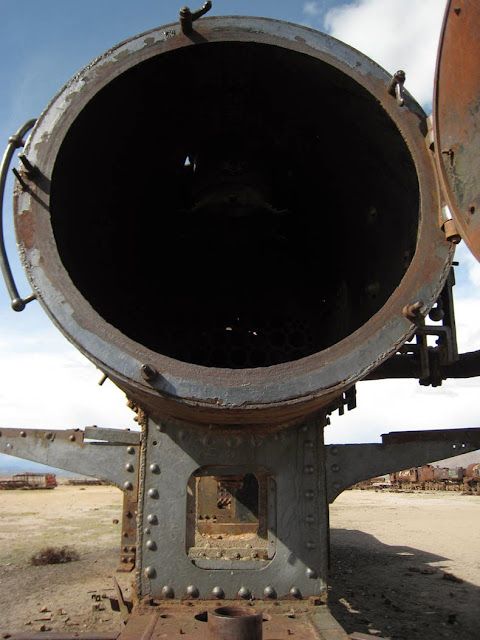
13,16,451,427
138,416,328,600
325,427,480,502
434,0,480,260
117,491,137,572
0,428,140,493
115,602,349,640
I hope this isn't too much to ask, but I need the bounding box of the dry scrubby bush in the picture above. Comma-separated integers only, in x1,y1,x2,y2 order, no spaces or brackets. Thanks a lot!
30,546,80,565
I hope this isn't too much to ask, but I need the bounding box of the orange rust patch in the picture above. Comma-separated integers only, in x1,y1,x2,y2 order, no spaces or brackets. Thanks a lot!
17,209,36,250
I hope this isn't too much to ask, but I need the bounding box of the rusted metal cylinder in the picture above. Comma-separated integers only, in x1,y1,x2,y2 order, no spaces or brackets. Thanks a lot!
207,606,263,640
13,17,452,427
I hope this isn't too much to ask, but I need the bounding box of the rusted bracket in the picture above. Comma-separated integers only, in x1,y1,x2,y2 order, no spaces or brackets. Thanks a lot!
325,427,480,503
366,268,466,386
179,1,212,35
387,70,406,106
0,427,140,491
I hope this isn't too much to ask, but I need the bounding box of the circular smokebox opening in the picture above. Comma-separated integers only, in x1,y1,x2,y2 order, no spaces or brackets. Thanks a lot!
51,41,419,369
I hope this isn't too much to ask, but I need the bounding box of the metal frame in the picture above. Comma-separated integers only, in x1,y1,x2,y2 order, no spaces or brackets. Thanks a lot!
137,415,329,600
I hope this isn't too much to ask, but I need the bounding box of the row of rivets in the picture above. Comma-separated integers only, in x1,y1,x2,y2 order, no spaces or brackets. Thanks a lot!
140,578,286,601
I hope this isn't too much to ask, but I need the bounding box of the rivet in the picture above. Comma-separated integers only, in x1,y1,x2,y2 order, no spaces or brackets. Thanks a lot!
144,566,156,579
45,432,53,440
264,586,276,599
306,541,316,550
331,464,340,473
69,435,75,442
330,447,339,456
125,463,134,472
127,446,135,454
149,463,160,474
144,527,151,535
186,585,199,598
290,587,301,599
304,490,314,499
333,482,340,490
123,546,129,553
301,425,308,432
20,431,26,437
146,539,157,551
122,531,129,538
305,514,314,525
304,465,314,474
141,364,158,382
238,586,251,599
121,556,128,562
148,488,159,499
306,568,318,579
304,440,314,449
123,481,133,491
162,585,174,598
212,586,225,599
147,514,158,525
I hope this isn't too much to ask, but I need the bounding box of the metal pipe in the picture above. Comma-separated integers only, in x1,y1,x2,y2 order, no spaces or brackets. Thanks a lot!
207,606,263,640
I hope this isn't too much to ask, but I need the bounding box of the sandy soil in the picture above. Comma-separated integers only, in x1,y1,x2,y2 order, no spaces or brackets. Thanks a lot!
0,486,479,639
329,490,480,639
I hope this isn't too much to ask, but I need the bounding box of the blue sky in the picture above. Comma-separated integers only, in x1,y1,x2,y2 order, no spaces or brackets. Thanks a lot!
1,0,479,468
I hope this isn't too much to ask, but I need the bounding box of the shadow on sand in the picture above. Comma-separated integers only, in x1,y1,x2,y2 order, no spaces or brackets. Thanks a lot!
328,529,479,640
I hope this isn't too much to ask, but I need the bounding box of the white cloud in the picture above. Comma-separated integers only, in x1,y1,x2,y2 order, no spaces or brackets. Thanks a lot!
0,327,136,431
323,0,447,108
303,1,323,17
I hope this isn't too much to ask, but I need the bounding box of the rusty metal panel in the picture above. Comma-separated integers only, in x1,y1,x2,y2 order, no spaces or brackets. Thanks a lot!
115,602,349,640
434,0,480,260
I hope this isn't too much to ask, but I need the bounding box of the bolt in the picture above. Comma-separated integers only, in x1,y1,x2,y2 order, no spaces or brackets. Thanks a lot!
331,447,339,456
69,435,75,442
127,446,135,454
212,587,225,599
306,568,318,579
290,587,301,599
186,585,199,598
148,488,159,499
146,540,157,551
149,463,160,474
331,463,340,473
141,364,158,382
147,514,158,525
305,514,314,525
144,528,151,535
304,490,314,499
18,153,38,177
121,556,128,562
125,463,134,472
238,587,251,599
144,566,156,579
304,440,314,449
123,481,133,491
306,541,316,550
20,431,26,437
304,465,314,474
122,531,129,538
403,300,424,322
264,586,276,599
162,585,174,598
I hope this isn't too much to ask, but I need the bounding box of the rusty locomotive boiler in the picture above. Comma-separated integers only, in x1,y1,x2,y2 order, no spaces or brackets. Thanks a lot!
2,2,480,638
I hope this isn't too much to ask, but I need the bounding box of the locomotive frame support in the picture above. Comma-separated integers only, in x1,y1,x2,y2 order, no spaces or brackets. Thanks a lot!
2,423,480,638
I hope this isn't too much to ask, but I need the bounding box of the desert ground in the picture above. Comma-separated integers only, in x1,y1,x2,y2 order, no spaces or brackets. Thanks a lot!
0,486,479,639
